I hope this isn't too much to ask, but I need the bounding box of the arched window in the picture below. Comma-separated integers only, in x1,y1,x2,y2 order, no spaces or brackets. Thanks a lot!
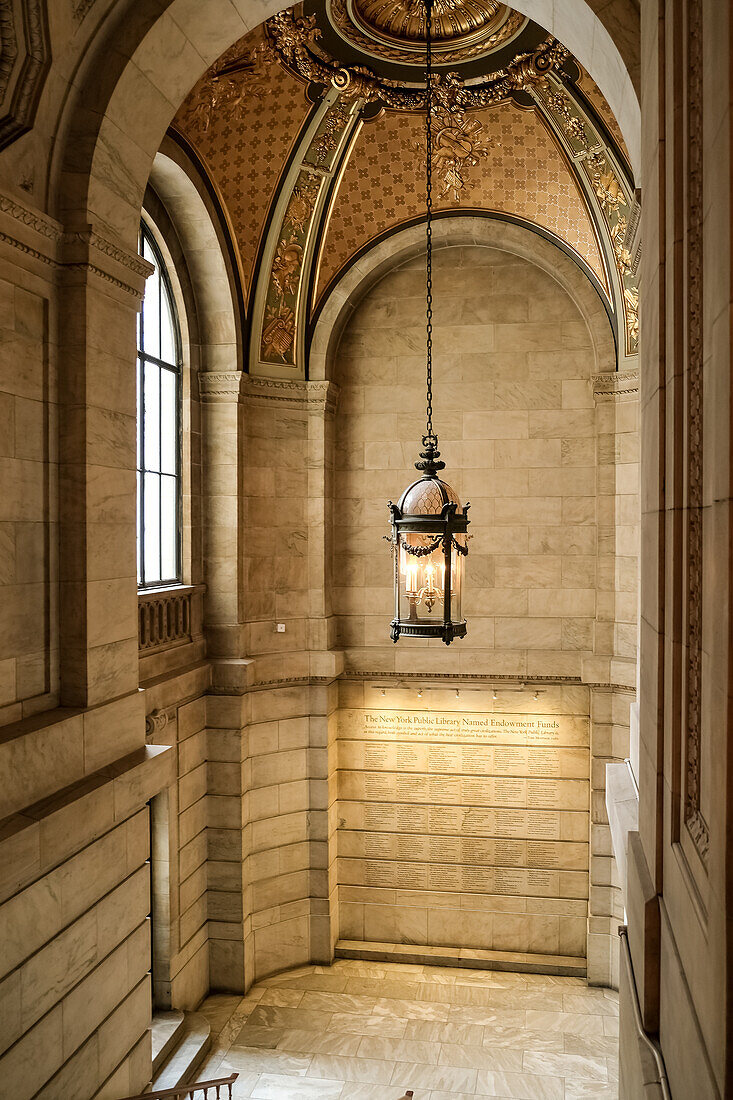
137,223,182,588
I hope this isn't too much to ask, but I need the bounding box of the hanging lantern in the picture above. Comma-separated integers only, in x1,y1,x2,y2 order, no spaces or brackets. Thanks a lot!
387,0,469,646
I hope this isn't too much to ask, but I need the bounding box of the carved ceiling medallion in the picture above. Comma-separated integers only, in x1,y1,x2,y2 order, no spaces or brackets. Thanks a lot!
354,0,506,42
327,0,526,66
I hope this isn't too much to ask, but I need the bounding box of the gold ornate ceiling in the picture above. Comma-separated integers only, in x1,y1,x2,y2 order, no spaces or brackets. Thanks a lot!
171,5,638,358
329,0,528,64
315,101,606,302
354,0,507,43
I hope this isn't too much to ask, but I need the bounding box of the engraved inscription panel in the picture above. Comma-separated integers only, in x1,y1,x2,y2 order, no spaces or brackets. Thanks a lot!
336,707,591,955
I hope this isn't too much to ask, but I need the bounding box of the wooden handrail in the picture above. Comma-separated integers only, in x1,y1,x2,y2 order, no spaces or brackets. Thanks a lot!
119,1073,238,1100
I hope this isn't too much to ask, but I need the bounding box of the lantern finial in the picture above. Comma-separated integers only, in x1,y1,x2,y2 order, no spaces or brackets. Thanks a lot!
415,433,445,475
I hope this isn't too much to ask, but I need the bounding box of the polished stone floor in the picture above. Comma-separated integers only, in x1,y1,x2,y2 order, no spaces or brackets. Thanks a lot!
198,960,619,1099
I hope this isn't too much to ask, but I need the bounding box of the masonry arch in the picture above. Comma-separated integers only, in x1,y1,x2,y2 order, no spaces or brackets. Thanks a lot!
311,214,617,383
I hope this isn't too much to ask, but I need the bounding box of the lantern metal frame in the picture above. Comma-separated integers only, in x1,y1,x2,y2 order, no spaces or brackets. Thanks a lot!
389,439,470,645
385,0,470,646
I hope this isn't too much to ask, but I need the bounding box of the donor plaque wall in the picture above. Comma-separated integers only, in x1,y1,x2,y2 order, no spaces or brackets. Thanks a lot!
336,695,590,958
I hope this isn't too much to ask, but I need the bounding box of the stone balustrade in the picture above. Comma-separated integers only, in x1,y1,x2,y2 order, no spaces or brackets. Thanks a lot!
138,587,195,652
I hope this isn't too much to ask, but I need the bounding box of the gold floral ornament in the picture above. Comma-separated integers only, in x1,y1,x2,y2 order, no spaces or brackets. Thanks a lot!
272,240,304,297
266,9,568,111
595,167,627,214
183,41,273,132
263,300,296,360
610,218,632,273
624,287,639,342
430,106,495,201
283,178,321,235
545,90,589,147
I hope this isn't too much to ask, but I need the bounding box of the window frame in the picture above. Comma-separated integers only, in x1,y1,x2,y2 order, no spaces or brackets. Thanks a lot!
137,220,184,591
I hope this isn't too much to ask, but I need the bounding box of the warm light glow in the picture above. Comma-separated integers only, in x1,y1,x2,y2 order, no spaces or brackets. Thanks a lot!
400,543,449,613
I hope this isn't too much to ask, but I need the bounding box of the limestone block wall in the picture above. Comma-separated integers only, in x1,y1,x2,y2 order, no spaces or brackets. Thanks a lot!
243,398,310,652
325,234,639,985
332,242,628,681
201,677,338,991
0,694,172,1098
142,666,212,1011
0,269,56,720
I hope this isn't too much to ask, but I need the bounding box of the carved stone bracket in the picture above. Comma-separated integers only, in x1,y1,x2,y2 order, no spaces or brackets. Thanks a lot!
145,707,171,736
592,369,639,402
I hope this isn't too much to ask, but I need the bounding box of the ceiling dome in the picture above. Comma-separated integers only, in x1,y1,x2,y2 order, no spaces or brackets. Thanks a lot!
323,0,529,68
352,0,510,46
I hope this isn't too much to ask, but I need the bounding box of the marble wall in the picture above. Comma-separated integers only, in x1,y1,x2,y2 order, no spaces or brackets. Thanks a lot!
335,683,591,960
620,0,733,1096
331,243,636,685
0,272,55,719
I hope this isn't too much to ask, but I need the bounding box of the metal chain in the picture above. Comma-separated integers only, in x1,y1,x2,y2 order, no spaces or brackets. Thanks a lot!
424,0,435,444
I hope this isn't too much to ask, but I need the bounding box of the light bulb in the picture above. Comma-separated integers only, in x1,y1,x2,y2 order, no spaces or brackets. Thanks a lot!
381,688,386,697
455,689,460,698
492,690,497,701
533,690,539,702
417,688,423,699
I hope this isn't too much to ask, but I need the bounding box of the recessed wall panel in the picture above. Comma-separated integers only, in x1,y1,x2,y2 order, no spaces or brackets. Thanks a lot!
336,701,590,957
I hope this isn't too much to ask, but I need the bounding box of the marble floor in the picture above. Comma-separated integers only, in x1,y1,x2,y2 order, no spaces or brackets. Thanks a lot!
197,960,619,1099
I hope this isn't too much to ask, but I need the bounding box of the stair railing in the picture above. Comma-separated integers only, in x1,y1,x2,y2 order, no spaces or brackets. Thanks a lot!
119,1073,238,1100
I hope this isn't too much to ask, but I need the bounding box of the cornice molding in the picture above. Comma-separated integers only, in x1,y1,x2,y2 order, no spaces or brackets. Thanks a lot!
244,376,340,414
0,192,63,241
200,372,340,413
240,668,635,693
592,368,639,402
61,227,153,280
0,195,152,296
198,371,245,399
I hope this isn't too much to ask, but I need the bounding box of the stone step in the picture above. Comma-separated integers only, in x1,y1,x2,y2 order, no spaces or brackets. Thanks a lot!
151,1010,185,1077
335,939,587,978
151,1012,211,1092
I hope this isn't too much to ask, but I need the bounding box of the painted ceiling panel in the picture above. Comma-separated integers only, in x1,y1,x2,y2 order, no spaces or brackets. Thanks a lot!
316,101,607,303
174,35,311,298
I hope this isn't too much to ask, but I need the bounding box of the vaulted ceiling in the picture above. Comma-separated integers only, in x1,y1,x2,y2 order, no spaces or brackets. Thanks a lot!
170,1,639,372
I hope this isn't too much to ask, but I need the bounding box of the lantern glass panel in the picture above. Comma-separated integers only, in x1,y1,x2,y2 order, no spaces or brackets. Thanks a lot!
398,537,447,626
451,542,464,623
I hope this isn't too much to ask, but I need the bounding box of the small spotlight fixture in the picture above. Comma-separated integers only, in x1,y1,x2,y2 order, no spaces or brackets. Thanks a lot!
455,689,460,698
417,688,423,698
492,689,498,701
380,688,386,697
533,690,539,701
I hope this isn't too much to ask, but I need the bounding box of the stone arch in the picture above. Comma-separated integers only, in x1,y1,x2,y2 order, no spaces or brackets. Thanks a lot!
310,214,617,382
147,135,242,371
51,0,640,248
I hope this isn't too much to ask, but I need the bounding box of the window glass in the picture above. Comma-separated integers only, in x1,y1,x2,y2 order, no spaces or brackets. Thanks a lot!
137,223,182,587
